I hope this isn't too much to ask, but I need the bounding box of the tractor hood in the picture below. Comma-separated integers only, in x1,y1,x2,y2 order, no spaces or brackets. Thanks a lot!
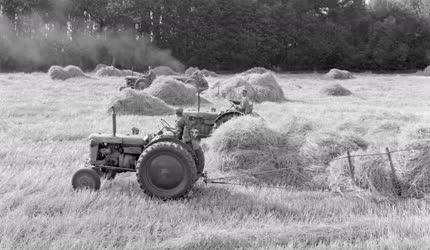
89,133,145,146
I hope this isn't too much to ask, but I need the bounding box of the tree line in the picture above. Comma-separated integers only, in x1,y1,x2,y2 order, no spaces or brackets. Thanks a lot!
0,0,429,72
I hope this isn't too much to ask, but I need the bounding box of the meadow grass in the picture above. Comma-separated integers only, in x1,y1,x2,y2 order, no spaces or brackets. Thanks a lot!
1,72,430,249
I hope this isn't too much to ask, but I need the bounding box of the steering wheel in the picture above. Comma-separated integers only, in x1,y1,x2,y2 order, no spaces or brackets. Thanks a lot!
160,119,175,132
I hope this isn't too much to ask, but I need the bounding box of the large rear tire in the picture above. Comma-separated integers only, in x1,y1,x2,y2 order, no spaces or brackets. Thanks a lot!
136,142,197,199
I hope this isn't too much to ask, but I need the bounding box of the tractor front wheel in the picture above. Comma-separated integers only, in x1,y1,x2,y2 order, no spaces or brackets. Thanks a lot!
72,168,101,191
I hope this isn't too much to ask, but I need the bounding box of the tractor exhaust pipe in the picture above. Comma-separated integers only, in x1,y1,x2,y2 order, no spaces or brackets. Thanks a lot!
112,106,117,137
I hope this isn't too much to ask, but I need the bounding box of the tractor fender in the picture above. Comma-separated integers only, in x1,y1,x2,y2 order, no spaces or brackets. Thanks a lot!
147,136,195,157
214,111,243,124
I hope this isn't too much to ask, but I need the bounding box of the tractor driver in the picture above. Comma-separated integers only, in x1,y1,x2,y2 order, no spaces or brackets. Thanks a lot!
174,108,191,144
234,89,252,114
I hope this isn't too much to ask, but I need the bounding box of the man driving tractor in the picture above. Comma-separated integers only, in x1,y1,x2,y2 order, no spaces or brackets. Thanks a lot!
234,89,252,114
174,108,192,144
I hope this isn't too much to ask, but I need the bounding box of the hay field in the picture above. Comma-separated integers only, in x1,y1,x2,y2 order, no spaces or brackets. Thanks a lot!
1,72,430,249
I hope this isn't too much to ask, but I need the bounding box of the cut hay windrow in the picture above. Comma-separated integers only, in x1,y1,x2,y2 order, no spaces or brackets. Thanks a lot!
110,89,174,116
210,72,286,103
144,76,197,106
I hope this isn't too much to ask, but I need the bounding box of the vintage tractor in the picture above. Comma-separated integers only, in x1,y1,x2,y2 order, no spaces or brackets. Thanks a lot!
120,70,209,91
71,108,205,199
120,71,156,91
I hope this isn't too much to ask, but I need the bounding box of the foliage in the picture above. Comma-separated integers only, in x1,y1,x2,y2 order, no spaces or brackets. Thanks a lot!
0,0,429,72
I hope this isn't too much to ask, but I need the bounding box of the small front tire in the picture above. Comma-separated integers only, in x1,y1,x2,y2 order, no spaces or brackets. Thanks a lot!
72,168,101,191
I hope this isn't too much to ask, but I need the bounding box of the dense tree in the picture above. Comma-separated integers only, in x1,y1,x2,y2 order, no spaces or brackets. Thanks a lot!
0,0,429,72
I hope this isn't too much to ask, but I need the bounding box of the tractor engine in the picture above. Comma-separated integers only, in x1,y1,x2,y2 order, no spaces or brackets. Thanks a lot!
89,134,146,169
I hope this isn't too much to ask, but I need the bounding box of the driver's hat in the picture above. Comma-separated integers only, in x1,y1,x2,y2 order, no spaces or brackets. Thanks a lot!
175,108,184,115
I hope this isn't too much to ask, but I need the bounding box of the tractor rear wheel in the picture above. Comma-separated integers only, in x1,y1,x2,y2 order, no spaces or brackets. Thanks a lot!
136,142,197,199
72,168,101,191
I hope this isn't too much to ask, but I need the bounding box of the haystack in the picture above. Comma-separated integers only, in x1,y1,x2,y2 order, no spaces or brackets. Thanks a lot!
93,64,108,72
424,66,430,76
151,66,178,76
186,71,209,90
48,65,70,80
243,67,270,75
301,131,368,165
207,116,311,187
144,76,197,106
210,72,285,103
96,66,126,77
322,83,352,96
185,67,218,77
64,65,87,78
185,67,199,76
326,68,354,79
110,89,174,116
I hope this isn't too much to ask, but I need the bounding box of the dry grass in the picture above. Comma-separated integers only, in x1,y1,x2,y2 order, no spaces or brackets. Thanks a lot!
1,72,430,249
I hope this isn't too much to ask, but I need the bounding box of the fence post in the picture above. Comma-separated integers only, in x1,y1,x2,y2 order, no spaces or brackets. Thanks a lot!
385,147,402,196
346,150,356,185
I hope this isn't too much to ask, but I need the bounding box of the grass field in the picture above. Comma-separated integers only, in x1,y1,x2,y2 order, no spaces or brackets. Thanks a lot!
1,72,430,249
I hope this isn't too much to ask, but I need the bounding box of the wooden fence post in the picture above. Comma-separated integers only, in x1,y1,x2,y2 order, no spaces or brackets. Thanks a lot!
346,150,356,185
385,147,402,196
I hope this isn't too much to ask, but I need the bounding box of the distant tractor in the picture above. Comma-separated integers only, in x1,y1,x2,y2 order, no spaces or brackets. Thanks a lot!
72,108,205,199
120,71,156,91
120,70,209,91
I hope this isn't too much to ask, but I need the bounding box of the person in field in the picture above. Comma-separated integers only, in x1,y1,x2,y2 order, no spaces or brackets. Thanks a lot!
235,89,252,114
174,108,191,143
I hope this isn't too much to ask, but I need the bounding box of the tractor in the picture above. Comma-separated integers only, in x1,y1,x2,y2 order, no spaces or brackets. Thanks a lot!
120,70,209,92
72,108,205,199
